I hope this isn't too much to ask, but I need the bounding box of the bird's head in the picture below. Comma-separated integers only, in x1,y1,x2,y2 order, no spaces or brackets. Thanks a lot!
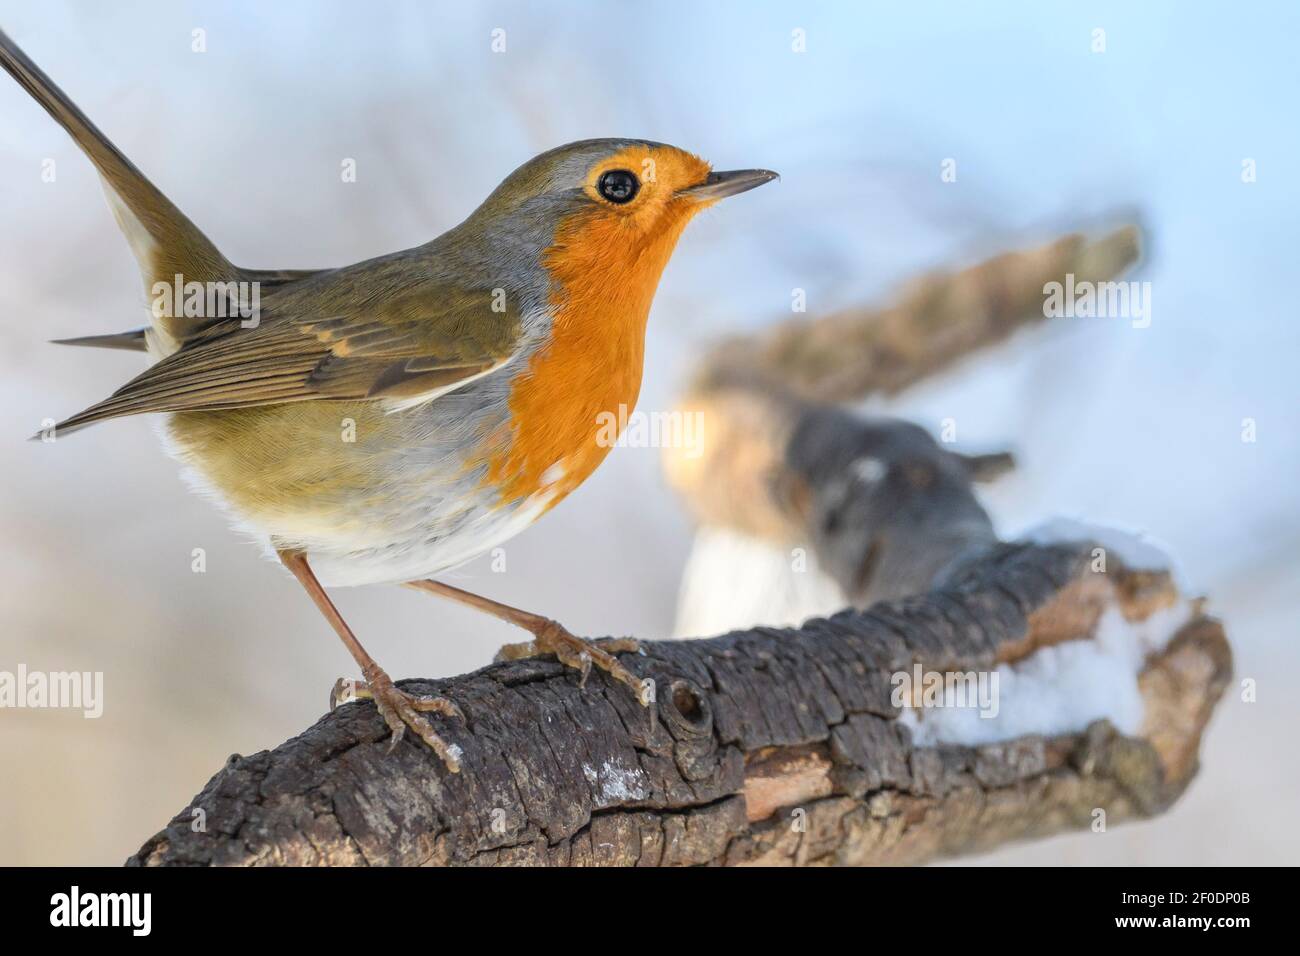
479,138,775,234
459,139,776,313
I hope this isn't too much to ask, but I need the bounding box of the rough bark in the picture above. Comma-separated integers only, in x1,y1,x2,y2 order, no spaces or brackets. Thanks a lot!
130,542,1230,866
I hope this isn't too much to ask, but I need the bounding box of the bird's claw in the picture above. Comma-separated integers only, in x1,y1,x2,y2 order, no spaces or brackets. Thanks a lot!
331,672,463,772
495,625,647,704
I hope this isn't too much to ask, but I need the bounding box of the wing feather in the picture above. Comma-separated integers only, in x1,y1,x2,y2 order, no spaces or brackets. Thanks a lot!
46,285,523,435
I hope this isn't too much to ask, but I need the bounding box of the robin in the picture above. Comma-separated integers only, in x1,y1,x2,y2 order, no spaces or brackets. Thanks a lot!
2,30,775,771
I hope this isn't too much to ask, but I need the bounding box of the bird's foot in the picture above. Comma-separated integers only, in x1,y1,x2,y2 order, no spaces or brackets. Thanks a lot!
331,669,464,772
495,622,648,704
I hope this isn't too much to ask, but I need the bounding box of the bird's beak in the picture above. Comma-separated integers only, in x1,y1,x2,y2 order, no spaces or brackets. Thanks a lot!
680,168,779,202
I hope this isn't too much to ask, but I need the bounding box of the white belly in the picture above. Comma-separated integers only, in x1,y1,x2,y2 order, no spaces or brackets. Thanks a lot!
301,493,553,587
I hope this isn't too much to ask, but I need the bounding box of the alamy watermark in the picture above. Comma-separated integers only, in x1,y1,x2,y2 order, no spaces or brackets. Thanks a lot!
0,664,103,718
152,274,261,328
891,663,999,719
50,886,150,936
595,404,704,458
1043,273,1151,328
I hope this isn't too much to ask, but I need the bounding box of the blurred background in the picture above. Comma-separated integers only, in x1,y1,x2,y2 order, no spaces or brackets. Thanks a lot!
0,0,1296,865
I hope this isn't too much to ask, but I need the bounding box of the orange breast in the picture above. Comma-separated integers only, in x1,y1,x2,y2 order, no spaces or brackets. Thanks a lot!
483,196,700,510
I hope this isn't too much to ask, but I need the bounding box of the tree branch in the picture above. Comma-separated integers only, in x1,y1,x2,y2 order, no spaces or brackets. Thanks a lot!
130,223,1228,867
130,541,1230,866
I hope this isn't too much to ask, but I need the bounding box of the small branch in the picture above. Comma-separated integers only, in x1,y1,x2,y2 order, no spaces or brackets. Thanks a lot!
130,542,1230,867
692,224,1142,403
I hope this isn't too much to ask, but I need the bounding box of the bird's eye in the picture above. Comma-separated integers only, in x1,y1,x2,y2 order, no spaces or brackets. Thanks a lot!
597,169,639,204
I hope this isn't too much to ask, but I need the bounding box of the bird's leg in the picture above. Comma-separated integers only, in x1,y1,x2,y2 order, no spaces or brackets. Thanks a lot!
405,579,648,704
277,549,464,772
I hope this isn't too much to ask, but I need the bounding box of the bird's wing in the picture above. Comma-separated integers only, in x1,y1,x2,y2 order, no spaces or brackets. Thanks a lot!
51,328,150,352
47,284,524,434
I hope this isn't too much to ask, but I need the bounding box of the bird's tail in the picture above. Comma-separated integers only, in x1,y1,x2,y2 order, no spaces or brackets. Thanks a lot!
0,27,236,351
